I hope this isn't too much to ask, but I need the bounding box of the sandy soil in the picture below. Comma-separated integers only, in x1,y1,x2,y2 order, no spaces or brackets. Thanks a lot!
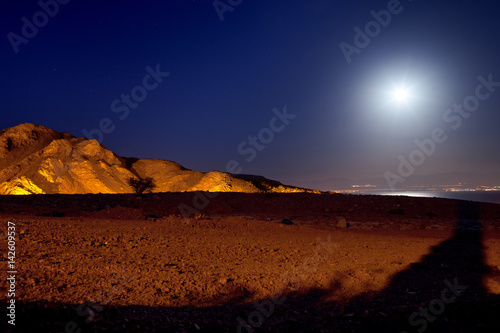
1,192,500,332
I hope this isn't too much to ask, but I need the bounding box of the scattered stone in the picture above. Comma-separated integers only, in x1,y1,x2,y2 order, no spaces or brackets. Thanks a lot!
337,217,350,228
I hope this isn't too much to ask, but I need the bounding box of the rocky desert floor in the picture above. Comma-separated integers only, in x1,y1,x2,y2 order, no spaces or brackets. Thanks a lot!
1,192,500,332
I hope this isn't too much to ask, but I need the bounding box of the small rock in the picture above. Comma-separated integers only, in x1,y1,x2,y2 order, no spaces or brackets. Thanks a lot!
337,217,350,228
218,277,233,285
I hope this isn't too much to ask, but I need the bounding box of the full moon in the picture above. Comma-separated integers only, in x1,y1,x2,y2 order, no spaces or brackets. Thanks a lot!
393,88,409,102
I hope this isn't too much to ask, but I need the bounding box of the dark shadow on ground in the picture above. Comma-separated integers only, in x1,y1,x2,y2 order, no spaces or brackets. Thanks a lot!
330,200,500,333
7,201,500,333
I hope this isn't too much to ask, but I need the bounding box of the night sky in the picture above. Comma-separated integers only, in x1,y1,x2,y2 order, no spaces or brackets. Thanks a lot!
2,0,500,190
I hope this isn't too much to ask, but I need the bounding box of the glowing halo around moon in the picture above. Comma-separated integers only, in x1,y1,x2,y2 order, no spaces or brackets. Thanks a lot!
362,68,431,115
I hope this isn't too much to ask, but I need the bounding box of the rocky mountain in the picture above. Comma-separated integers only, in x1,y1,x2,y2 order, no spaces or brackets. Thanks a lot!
0,123,312,195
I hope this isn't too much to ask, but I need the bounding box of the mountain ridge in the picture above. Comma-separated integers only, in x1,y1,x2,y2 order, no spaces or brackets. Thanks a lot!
0,123,314,195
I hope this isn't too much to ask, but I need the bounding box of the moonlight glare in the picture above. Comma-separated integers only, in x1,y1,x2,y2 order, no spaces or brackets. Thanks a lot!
393,88,409,102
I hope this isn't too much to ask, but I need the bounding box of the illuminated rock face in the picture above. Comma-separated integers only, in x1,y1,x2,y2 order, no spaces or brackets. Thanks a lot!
0,123,311,195
0,124,135,194
0,176,44,194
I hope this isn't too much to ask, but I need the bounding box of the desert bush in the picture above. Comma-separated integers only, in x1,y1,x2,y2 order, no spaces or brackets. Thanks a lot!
128,176,156,195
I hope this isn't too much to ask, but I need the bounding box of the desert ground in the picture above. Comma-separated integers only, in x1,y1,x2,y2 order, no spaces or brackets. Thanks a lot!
1,192,500,332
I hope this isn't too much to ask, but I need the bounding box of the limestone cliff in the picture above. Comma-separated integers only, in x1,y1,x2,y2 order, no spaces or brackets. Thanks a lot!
0,123,312,195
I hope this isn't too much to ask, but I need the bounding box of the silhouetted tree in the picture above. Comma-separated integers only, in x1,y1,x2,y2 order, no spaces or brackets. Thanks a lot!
128,176,156,195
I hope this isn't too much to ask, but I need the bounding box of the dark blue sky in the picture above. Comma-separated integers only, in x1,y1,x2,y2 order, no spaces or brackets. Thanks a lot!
2,0,500,190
